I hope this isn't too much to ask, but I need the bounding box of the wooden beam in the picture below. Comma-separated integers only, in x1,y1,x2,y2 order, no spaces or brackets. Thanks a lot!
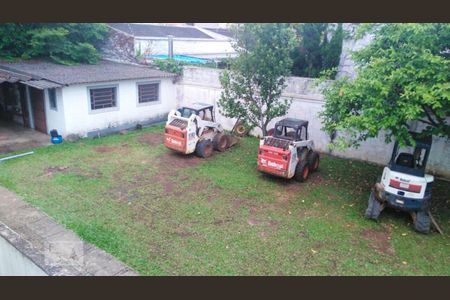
25,85,35,130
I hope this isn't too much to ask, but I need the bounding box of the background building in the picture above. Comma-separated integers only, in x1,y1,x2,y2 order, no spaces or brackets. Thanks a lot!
103,23,236,64
0,60,177,137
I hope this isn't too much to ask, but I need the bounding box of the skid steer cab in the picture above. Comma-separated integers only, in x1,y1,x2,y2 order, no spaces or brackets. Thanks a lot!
257,118,319,182
164,102,236,158
365,132,435,233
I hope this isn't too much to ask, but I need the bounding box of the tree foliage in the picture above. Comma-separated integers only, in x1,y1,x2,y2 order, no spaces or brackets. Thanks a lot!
152,58,217,75
0,23,108,64
291,23,344,78
218,23,297,135
153,59,185,75
320,23,450,148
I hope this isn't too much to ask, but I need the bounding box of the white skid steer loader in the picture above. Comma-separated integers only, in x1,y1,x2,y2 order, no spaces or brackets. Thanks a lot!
164,102,239,158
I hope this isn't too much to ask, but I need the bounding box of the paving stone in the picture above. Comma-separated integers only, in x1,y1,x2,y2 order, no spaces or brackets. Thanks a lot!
82,248,131,276
28,216,66,239
115,269,139,276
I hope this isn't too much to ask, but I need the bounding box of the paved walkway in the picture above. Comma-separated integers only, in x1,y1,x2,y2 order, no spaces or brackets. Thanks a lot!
0,186,138,276
0,120,50,154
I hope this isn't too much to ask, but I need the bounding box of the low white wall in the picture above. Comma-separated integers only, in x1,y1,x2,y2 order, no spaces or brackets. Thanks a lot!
62,78,177,137
177,66,450,178
0,235,47,276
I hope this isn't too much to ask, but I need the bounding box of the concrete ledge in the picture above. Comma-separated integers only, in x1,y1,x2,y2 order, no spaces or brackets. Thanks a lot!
0,186,138,276
86,115,167,138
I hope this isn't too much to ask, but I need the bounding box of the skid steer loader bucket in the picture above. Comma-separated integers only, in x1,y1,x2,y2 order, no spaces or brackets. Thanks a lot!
231,118,250,137
226,134,240,148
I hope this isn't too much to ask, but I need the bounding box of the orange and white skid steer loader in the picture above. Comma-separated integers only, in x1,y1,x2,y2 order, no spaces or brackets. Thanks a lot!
164,102,238,158
257,118,320,182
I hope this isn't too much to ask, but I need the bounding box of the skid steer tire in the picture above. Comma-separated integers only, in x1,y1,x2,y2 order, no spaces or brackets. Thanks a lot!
234,124,247,137
195,140,214,158
414,210,431,234
365,191,383,221
213,133,228,152
294,161,310,182
308,151,320,172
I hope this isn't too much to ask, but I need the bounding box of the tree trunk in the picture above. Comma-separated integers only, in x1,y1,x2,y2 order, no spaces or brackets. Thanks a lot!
260,114,267,137
262,125,267,137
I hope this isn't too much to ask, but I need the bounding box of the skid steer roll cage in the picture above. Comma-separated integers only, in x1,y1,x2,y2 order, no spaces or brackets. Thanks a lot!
273,118,309,142
177,103,215,122
388,132,432,178
169,103,223,139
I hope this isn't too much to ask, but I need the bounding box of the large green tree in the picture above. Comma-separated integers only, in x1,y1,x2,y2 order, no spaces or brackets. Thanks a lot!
218,23,297,136
0,23,108,64
291,23,344,78
320,23,450,148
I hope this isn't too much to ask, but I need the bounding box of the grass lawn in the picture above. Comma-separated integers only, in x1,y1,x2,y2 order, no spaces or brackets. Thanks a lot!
0,124,449,275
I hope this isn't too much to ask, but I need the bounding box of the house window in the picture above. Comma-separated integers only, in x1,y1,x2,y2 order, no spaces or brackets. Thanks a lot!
49,88,57,110
89,87,117,110
138,83,159,104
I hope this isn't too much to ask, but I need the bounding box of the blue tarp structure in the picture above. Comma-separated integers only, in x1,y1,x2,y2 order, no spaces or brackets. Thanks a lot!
148,55,212,64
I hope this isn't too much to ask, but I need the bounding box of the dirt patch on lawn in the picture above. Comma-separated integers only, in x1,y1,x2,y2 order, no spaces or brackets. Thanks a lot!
93,145,115,153
148,152,207,195
309,173,326,185
165,177,210,196
112,150,209,202
247,218,279,227
162,180,176,194
108,148,208,207
207,186,224,203
137,132,164,146
361,228,395,255
213,218,233,226
232,198,246,210
42,166,70,177
42,166,103,179
157,152,203,171
93,143,130,154
173,228,199,238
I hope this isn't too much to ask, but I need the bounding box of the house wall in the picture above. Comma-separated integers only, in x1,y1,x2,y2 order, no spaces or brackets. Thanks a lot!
135,38,236,59
176,66,450,178
61,77,177,137
44,88,66,135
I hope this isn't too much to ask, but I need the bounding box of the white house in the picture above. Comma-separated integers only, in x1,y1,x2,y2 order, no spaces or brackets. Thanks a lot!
0,60,177,138
105,23,236,62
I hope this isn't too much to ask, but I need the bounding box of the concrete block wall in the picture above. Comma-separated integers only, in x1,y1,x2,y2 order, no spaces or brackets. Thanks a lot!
176,66,450,178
